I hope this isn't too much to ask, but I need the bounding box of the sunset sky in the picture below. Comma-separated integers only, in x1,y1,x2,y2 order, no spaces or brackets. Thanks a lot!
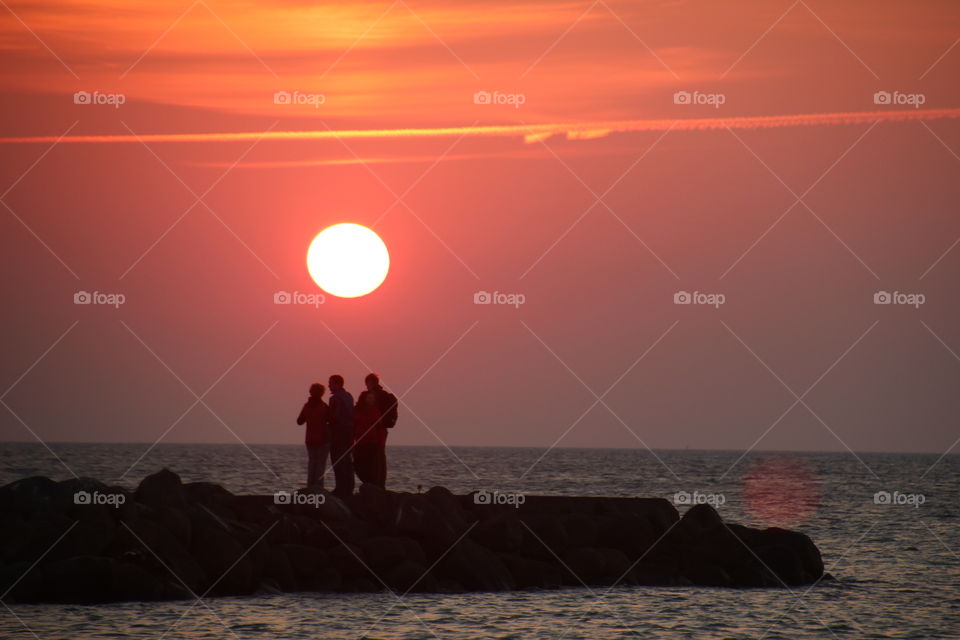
1,0,959,460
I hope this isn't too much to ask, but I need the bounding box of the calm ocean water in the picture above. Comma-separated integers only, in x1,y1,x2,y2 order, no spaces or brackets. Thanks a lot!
1,443,958,639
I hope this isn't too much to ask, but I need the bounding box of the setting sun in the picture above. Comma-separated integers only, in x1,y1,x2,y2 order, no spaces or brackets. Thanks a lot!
306,223,389,298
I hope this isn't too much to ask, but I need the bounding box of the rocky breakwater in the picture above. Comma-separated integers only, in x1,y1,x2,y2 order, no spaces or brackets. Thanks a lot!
0,470,825,603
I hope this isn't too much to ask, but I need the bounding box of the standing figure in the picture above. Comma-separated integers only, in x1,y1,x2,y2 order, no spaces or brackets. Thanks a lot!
327,374,355,499
353,372,397,488
296,383,329,491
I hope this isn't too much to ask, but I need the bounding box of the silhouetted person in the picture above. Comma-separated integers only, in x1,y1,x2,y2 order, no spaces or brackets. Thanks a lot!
327,374,355,499
296,383,329,491
353,372,397,488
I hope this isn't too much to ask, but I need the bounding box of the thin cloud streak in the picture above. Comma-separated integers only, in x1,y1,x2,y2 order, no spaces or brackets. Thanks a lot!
2,109,959,146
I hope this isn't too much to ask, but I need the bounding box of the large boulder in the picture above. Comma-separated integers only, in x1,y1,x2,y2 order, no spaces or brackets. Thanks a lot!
359,536,422,573
281,544,340,591
498,553,562,589
34,556,165,603
190,525,254,595
470,513,524,553
383,560,438,593
0,476,63,518
435,538,514,591
250,542,297,592
135,469,187,512
109,513,207,593
561,547,632,586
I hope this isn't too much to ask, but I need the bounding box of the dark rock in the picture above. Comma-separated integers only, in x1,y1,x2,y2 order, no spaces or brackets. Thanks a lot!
191,525,254,595
0,476,62,518
498,553,562,589
471,513,524,552
154,505,191,548
350,483,397,527
675,503,723,540
384,560,438,592
632,564,683,586
38,555,115,603
561,547,632,586
519,513,569,560
561,513,599,548
395,494,468,548
135,469,187,512
435,538,514,591
359,536,409,572
183,482,236,510
0,560,45,602
329,543,369,580
685,564,732,587
597,513,659,560
110,515,206,593
0,472,829,602
111,561,167,600
251,542,297,592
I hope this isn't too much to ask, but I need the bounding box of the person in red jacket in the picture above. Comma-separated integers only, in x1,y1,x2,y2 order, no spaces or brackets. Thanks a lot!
353,373,397,488
296,382,329,491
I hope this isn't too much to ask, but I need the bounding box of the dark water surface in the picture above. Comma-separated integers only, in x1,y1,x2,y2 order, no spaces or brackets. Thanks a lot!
1,443,958,639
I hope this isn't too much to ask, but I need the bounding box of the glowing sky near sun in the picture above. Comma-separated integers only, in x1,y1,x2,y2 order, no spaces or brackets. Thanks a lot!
1,0,958,452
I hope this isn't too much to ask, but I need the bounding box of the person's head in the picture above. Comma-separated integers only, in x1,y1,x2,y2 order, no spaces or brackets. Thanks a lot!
308,383,325,398
365,372,381,391
329,374,344,391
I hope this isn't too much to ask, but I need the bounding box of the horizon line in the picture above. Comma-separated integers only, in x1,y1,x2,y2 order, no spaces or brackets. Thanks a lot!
0,440,954,456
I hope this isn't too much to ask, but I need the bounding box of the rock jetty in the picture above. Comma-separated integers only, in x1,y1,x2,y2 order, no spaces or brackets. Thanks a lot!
0,470,825,603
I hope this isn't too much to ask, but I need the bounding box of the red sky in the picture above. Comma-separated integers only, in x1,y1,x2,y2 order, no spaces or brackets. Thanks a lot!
1,0,959,457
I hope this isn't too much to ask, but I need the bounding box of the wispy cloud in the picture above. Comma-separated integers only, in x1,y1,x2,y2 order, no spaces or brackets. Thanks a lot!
2,109,958,146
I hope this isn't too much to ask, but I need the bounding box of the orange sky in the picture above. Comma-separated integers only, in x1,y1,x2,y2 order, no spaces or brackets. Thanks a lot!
1,0,959,458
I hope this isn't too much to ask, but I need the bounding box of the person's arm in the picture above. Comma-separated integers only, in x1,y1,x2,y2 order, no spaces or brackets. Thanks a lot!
296,402,308,425
384,392,398,428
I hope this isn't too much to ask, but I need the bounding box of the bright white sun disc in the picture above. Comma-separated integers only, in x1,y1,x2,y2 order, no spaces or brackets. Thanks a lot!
307,223,389,298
